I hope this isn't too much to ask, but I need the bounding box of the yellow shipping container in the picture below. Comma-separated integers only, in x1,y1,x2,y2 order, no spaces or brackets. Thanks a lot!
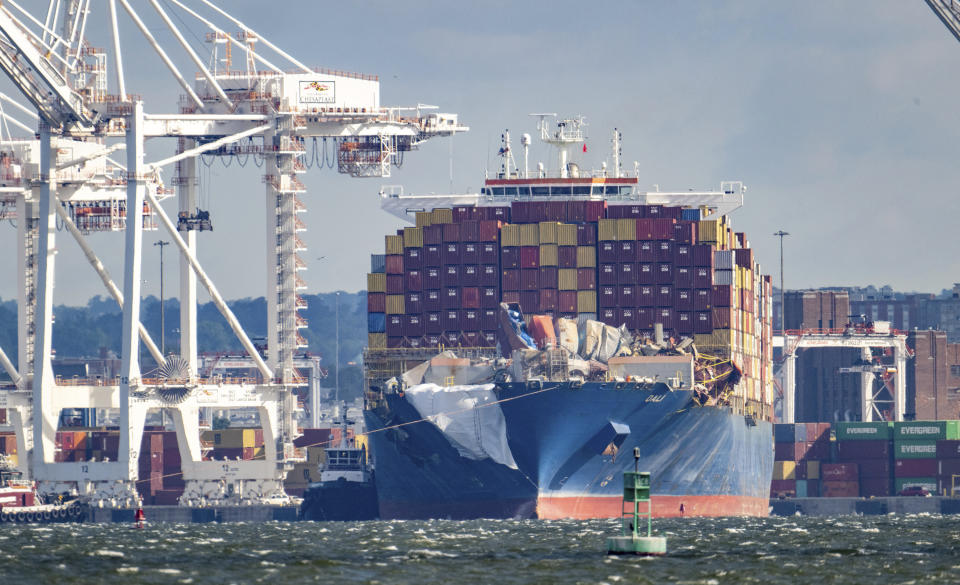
415,211,433,228
501,224,520,247
559,269,578,291
539,244,558,266
773,461,796,480
385,234,403,255
368,333,386,348
576,246,596,268
386,295,405,315
694,329,734,350
520,224,539,246
577,291,597,313
806,461,820,480
431,208,453,224
698,219,722,243
598,219,617,241
403,227,423,248
539,221,558,244
557,223,578,246
355,434,369,452
616,218,636,241
242,428,257,448
367,273,386,293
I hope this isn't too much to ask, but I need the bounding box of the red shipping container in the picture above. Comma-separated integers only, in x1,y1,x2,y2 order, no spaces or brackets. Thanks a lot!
520,291,539,313
775,442,797,461
618,241,637,262
577,223,598,245
939,459,960,475
599,242,617,263
462,265,479,286
442,242,460,265
480,242,499,264
424,289,442,311
637,240,655,262
539,289,558,312
712,306,733,329
675,289,693,311
674,221,696,244
521,269,539,290
405,269,423,291
558,291,577,313
735,248,754,268
385,254,403,274
442,222,460,242
654,307,674,329
539,266,559,287
770,479,796,496
453,206,474,223
599,285,617,308
577,268,596,290
558,246,577,267
520,246,539,268
461,287,480,309
637,285,655,307
600,308,617,324
462,243,479,264
821,463,859,482
676,311,693,334
441,265,459,288
610,204,644,219
713,285,733,307
404,247,422,269
656,285,673,307
502,269,520,291
479,220,500,242
860,478,891,497
895,459,938,477
693,267,712,288
424,224,443,245
635,218,653,239
367,293,386,313
655,241,673,262
488,206,511,222
618,285,636,306
501,246,520,269
637,263,655,284
423,244,442,267
461,309,480,330
674,244,693,266
805,439,830,461
821,480,859,498
425,312,442,333
656,262,673,284
544,201,566,221
599,263,617,284
795,462,808,480
510,200,530,223
619,308,637,329
618,263,637,284
651,219,676,241
386,274,404,294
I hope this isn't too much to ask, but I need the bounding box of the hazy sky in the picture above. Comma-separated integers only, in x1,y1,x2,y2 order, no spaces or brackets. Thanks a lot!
1,1,959,306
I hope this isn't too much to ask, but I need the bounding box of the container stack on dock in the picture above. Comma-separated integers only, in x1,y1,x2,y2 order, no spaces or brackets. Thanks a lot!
771,423,830,497
770,420,960,498
366,201,774,415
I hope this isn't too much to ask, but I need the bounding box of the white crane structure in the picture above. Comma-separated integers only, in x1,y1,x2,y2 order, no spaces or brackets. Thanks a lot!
0,0,466,507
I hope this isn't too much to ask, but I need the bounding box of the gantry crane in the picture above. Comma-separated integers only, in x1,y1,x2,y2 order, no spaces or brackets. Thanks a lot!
0,0,466,507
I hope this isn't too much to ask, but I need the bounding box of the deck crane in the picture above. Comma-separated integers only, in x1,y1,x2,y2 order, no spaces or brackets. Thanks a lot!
0,1,466,508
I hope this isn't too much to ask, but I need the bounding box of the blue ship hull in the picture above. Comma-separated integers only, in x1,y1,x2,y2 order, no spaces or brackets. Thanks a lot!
365,381,773,519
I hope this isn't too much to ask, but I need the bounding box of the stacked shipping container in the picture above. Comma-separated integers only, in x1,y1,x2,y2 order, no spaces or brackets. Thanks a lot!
366,200,774,409
771,423,830,497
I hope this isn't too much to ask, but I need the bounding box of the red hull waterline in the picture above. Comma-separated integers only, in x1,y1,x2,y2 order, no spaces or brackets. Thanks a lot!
379,495,769,520
537,495,771,519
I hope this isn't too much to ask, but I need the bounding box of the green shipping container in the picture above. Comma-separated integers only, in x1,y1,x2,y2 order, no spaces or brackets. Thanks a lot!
894,440,938,459
834,421,893,441
893,420,960,441
894,477,937,494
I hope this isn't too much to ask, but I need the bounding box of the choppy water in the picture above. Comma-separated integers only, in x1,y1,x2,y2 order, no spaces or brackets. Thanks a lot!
1,515,959,584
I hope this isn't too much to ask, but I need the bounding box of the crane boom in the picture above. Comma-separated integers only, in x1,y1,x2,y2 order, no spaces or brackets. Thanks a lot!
926,0,960,43
0,6,93,130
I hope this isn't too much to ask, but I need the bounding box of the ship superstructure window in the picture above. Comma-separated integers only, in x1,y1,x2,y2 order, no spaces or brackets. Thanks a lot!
573,186,591,195
951,365,960,377
503,186,518,196
605,186,621,195
531,186,550,196
592,185,604,195
490,187,505,196
552,186,572,195
517,186,531,196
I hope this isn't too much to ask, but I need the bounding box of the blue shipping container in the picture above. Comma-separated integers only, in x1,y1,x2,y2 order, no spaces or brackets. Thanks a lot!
773,424,795,443
795,479,808,498
681,208,702,221
371,254,386,274
368,312,386,333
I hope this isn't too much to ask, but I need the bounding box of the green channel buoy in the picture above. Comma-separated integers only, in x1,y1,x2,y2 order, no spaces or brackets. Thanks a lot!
606,447,667,556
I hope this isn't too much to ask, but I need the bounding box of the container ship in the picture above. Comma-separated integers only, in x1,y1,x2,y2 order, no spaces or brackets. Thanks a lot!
362,116,776,519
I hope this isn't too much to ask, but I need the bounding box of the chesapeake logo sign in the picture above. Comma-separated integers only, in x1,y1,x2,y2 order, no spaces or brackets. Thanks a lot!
299,80,335,104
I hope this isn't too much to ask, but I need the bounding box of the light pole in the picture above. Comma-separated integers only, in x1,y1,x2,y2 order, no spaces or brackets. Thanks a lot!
154,240,170,355
773,231,789,332
334,291,340,407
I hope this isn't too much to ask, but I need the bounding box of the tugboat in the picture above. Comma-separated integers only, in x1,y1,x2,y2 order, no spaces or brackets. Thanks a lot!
299,410,378,521
0,455,85,523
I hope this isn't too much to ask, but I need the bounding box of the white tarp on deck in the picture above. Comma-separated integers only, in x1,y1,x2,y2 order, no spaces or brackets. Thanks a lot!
405,383,518,470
